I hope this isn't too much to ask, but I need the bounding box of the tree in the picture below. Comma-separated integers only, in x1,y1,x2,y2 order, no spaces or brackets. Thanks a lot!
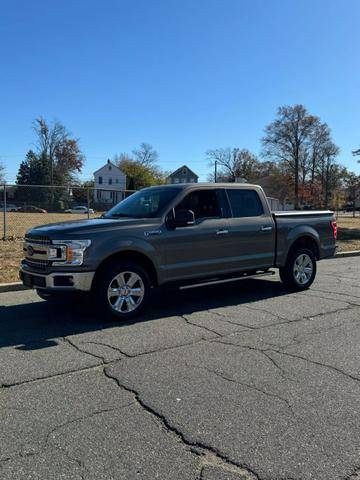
114,144,166,190
32,117,84,186
15,150,51,204
71,180,95,205
345,173,360,217
262,105,319,208
206,148,260,182
132,142,159,167
115,158,167,190
352,148,360,162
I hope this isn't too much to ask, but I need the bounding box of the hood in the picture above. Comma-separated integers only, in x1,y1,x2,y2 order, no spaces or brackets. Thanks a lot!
27,217,155,238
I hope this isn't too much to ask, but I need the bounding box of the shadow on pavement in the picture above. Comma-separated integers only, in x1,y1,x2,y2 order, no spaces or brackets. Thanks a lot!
0,277,293,352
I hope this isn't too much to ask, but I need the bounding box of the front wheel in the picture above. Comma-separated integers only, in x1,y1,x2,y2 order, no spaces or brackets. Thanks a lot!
95,262,151,320
279,248,317,291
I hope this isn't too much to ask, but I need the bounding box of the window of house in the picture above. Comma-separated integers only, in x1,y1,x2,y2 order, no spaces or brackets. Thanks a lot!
97,190,102,200
109,165,112,170
174,178,179,183
182,168,187,175
226,189,264,217
99,176,103,185
109,178,112,185
175,190,221,220
115,178,119,184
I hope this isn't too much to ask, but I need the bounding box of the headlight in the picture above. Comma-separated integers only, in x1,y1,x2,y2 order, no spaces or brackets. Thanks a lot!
50,240,91,266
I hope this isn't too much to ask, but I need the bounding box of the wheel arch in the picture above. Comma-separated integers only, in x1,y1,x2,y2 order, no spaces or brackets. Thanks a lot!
286,235,320,264
92,250,158,289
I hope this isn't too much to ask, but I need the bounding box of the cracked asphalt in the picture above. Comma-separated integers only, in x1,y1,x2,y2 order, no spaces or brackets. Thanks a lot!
0,257,359,480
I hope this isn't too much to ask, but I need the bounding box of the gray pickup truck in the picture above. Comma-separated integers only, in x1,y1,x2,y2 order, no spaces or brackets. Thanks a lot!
20,183,337,319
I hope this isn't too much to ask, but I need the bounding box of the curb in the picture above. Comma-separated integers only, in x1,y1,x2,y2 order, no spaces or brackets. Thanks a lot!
334,250,360,258
0,282,29,294
0,250,359,294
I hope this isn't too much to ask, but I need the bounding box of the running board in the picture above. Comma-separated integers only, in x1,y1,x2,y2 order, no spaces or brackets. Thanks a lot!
179,270,276,290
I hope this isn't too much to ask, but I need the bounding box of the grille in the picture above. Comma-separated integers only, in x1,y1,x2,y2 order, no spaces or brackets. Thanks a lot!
24,259,50,270
24,235,51,245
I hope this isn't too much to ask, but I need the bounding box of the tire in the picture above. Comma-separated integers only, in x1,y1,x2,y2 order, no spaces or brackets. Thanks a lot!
279,248,317,291
94,262,151,320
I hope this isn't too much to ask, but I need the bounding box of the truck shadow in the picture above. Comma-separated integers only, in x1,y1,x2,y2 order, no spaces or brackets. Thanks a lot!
0,277,294,352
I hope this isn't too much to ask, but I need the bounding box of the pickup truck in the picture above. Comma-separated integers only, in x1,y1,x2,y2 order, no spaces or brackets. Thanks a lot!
19,183,337,319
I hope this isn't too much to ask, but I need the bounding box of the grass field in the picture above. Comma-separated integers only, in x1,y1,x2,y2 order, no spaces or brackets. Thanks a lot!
0,213,359,284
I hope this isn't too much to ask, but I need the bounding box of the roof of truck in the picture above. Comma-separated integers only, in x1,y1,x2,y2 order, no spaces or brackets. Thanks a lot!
146,182,260,189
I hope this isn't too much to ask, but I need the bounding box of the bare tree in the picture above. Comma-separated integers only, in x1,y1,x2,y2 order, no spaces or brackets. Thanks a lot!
261,105,319,208
309,121,331,183
32,117,84,185
132,142,159,167
352,147,360,160
319,142,341,208
206,148,260,182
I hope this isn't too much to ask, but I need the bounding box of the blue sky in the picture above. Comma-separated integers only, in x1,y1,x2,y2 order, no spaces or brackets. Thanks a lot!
1,0,359,182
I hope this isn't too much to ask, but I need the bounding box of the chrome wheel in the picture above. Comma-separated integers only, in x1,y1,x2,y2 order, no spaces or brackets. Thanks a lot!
107,271,145,313
293,253,313,285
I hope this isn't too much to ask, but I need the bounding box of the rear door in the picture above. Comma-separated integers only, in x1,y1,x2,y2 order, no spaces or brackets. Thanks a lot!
225,188,275,271
162,188,231,282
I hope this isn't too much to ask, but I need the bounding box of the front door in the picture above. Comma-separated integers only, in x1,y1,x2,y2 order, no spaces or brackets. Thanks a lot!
162,189,230,282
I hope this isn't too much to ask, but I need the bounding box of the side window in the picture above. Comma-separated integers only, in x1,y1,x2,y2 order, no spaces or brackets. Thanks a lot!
226,189,264,217
175,190,221,220
99,176,103,185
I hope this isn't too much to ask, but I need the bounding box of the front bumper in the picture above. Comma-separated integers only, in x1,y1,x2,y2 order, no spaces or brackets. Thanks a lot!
19,267,95,292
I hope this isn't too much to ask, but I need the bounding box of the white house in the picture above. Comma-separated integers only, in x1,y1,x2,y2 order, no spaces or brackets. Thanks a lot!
93,160,126,204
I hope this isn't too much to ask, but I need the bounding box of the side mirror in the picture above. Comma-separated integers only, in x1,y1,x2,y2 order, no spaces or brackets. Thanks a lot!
166,209,195,229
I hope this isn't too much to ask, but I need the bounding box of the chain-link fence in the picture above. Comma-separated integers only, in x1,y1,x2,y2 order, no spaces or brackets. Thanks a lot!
1,184,136,239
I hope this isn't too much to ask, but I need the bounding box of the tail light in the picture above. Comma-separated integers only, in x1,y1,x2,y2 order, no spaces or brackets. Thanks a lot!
331,220,337,239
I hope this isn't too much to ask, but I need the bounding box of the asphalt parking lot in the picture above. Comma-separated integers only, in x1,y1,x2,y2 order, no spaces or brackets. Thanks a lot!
0,257,359,480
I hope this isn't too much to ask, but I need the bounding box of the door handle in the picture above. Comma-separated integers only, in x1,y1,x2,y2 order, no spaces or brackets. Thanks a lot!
260,226,273,232
216,229,229,235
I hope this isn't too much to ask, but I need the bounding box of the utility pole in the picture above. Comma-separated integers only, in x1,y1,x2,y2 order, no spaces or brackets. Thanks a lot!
2,184,6,240
214,160,217,183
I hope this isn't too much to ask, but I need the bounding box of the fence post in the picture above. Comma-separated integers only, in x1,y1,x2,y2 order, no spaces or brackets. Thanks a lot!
87,188,90,219
2,184,7,240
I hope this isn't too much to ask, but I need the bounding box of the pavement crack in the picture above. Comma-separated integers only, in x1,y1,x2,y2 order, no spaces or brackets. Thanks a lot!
187,363,295,416
61,336,109,363
179,314,222,337
81,340,131,358
0,364,106,390
102,367,261,480
269,349,360,384
43,402,135,447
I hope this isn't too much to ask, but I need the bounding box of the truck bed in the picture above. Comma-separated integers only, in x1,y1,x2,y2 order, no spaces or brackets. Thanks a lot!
272,210,336,266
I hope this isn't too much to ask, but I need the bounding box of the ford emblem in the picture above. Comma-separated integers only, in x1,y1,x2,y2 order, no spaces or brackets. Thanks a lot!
27,245,34,256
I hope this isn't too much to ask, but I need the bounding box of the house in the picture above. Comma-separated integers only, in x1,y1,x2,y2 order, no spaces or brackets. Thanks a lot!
166,165,198,184
93,160,126,204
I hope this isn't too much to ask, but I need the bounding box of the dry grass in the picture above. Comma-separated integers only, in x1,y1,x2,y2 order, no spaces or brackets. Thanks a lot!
3,212,100,239
0,214,359,284
0,239,23,283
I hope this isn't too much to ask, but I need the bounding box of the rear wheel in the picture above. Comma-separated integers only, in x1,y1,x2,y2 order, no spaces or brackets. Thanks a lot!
279,248,316,291
95,262,151,320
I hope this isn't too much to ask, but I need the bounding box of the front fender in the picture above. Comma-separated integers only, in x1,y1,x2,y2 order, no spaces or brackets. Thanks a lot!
86,236,159,270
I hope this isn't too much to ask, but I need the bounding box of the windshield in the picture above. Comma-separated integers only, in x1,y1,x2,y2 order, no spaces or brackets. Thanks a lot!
104,187,180,219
